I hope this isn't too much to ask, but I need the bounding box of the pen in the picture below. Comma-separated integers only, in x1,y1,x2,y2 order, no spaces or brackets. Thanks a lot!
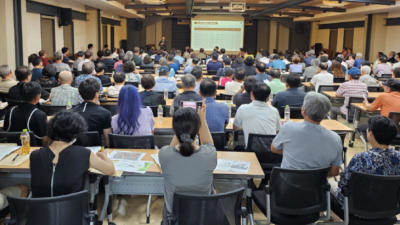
99,147,104,153
12,154,19,162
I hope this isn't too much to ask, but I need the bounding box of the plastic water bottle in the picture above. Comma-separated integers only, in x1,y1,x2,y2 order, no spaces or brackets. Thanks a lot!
227,104,232,119
157,105,163,123
66,102,72,110
164,88,168,101
279,66,282,74
20,129,30,155
269,92,274,102
284,105,290,122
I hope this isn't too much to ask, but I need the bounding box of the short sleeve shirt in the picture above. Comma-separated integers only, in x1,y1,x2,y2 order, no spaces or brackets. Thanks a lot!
204,97,229,132
272,121,343,169
53,63,71,72
232,93,252,108
70,102,112,137
335,80,368,115
310,71,333,92
371,92,400,117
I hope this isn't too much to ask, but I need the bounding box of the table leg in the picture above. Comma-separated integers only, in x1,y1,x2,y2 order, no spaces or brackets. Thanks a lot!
246,178,254,225
349,109,361,147
99,176,111,224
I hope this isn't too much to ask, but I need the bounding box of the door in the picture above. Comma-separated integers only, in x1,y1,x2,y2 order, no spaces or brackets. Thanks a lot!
111,26,115,50
63,23,74,56
343,29,354,50
329,29,338,59
41,18,55,57
102,25,108,49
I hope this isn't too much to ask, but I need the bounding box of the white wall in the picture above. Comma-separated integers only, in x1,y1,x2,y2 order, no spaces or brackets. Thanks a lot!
74,20,87,52
26,13,42,58
385,11,400,54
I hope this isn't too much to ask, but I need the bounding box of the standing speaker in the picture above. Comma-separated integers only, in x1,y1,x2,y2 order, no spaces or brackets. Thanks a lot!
60,8,72,26
315,43,323,56
295,22,304,33
135,20,143,31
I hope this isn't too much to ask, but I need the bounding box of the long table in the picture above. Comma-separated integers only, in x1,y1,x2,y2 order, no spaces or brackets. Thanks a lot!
322,91,382,99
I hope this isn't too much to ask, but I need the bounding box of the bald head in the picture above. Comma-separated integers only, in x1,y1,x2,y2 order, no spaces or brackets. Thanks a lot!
59,71,73,84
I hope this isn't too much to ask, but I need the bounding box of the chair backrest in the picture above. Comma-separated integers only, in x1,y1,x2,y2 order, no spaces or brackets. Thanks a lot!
217,85,225,90
171,188,244,225
367,86,381,92
246,134,282,171
155,92,175,99
5,98,23,108
208,70,218,75
346,172,400,219
377,77,390,82
210,132,225,150
306,77,312,82
39,105,67,116
317,85,340,93
102,83,112,87
125,82,138,87
381,74,392,78
100,103,117,116
149,106,168,117
333,77,345,83
42,88,52,93
219,93,233,100
346,97,364,119
212,76,220,81
106,66,114,73
279,106,304,119
73,131,101,147
7,190,91,225
388,112,400,136
0,131,38,146
0,92,8,102
108,134,155,149
269,167,330,215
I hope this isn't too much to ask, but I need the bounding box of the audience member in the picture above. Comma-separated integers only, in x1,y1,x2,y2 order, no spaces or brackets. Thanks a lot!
9,66,50,100
95,62,112,85
140,74,166,106
123,61,142,84
167,54,179,72
218,68,233,87
154,51,163,62
183,57,199,74
71,78,112,147
373,55,392,77
185,53,198,68
153,66,178,93
170,74,202,115
78,50,96,74
218,48,228,62
388,51,396,64
35,64,59,89
115,55,129,73
61,47,74,64
191,66,203,94
73,51,85,70
159,57,176,79
254,62,271,82
30,110,115,198
272,73,306,109
114,52,125,70
303,59,320,81
0,65,17,93
392,53,400,69
346,54,355,68
231,56,245,69
50,71,79,105
310,62,333,92
159,105,216,224
141,55,154,68
199,79,229,132
75,62,103,94
359,66,377,85
244,57,257,76
290,56,303,73
174,50,184,65
52,51,71,72
111,47,119,59
393,67,400,78
331,61,345,78
112,85,155,136
31,56,43,81
101,49,116,67
197,48,207,59
266,70,285,94
96,50,104,62
232,76,258,108
107,72,125,98
259,51,270,64
207,53,223,72
216,58,235,77
353,53,364,69
39,50,50,67
4,82,50,146
225,67,245,95
271,92,342,177
304,52,315,66
269,55,286,71
233,82,281,147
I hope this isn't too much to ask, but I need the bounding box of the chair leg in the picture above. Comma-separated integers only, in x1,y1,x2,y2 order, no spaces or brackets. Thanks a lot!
147,195,152,224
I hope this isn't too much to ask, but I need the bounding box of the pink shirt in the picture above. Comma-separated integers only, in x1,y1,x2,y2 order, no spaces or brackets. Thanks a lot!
219,77,232,87
114,60,123,70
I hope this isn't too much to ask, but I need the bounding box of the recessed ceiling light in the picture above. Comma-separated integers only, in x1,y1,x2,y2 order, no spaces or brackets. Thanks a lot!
204,0,219,3
258,1,273,4
201,8,212,10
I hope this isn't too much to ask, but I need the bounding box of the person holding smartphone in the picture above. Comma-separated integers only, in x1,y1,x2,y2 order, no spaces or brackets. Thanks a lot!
159,99,216,225
169,74,202,116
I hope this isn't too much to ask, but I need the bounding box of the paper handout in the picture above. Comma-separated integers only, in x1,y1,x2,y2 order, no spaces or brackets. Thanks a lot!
108,151,146,161
114,160,153,174
215,159,250,173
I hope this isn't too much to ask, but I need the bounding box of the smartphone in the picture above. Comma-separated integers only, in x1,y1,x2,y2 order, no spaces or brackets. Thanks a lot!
180,101,203,111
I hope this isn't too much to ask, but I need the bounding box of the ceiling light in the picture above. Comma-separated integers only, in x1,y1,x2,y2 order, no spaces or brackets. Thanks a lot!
258,1,274,3
201,8,212,10
204,0,219,2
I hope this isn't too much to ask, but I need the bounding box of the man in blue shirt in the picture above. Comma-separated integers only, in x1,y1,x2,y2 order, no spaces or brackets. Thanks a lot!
207,52,223,72
216,58,235,77
272,73,307,110
75,62,103,95
254,62,271,82
153,66,178,93
199,79,229,132
62,47,74,64
269,55,286,71
174,50,184,65
353,53,365,69
31,56,43,81
183,57,199,74
304,52,315,67
167,54,179,72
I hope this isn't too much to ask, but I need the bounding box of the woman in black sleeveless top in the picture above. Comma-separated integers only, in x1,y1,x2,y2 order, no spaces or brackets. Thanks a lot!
30,111,115,198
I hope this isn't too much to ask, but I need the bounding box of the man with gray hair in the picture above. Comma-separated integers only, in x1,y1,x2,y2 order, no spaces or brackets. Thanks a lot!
174,49,184,65
53,51,71,72
303,59,320,81
75,62,103,94
353,53,364,69
0,65,17,93
304,51,315,67
337,54,348,70
271,92,342,177
50,71,79,105
125,51,134,61
169,74,202,116
192,66,203,94
359,65,377,85
132,47,143,66
78,50,96,74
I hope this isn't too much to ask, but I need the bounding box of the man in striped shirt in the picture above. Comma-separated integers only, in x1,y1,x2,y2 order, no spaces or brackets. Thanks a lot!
50,71,79,105
330,67,368,120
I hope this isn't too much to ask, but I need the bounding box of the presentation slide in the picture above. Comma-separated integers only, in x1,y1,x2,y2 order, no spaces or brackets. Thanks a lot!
191,20,244,52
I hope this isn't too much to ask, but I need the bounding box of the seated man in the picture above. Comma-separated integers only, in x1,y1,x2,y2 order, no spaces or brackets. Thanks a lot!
169,74,202,116
266,69,285,94
31,56,43,81
140,74,166,107
218,68,233,87
94,62,111,85
191,66,203,94
77,50,96,75
0,65,18,94
360,78,400,139
167,54,179,72
199,79,229,132
254,62,271,82
359,65,377,85
330,116,400,219
269,55,286,71
373,55,392,77
8,66,50,101
216,58,235,77
207,52,223,72
310,62,333,92
303,59,320,81
61,47,74,64
101,49,116,67
233,82,281,148
183,57,199,74
225,67,245,95
272,73,307,110
330,68,368,120
107,72,125,98
73,51,85,70
52,51,71,72
233,76,258,108
271,92,342,177
75,62,103,94
50,71,79,105
70,78,112,147
4,82,50,146
153,66,178,93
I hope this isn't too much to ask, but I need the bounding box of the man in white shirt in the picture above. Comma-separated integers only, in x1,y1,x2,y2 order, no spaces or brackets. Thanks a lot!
310,62,333,92
233,82,281,147
78,50,96,75
218,48,227,62
392,52,400,70
225,67,245,95
107,72,125,97
258,51,270,65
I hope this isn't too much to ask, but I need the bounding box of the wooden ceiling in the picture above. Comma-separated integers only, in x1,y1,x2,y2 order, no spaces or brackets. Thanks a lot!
110,0,397,18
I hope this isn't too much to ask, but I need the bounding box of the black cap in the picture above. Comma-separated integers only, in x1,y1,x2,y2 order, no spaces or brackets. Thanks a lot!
382,79,400,91
223,58,231,65
244,56,254,65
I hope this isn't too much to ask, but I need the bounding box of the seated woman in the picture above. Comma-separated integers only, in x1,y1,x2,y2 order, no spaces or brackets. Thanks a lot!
123,61,142,84
35,64,59,89
331,61,345,78
141,55,154,68
30,110,115,198
112,85,155,135
159,102,217,224
140,74,166,107
231,56,245,69
289,56,303,73
330,116,400,219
